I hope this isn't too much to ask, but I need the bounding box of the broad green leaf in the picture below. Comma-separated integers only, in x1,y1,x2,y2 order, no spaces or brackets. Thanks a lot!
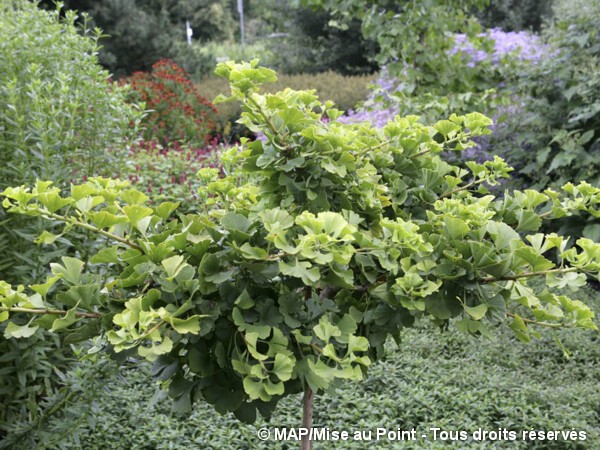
444,217,470,239
35,230,61,245
162,255,187,279
138,336,174,360
90,211,128,229
64,320,102,344
243,376,265,401
221,212,251,233
271,354,293,381
121,189,149,205
516,210,542,232
279,259,320,285
38,192,71,212
90,246,120,264
486,221,520,248
434,120,460,138
169,316,201,334
50,257,85,285
123,205,153,225
239,243,268,260
514,247,555,272
30,276,59,298
235,290,255,309
155,202,180,220
313,317,341,342
75,196,104,212
4,322,39,339
509,314,531,343
464,303,488,320
546,271,587,291
347,334,369,353
336,314,357,335
51,308,78,331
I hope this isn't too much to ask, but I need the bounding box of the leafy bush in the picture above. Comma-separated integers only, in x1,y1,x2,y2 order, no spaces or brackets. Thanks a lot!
305,0,492,92
506,0,599,189
1,62,599,450
264,4,378,76
0,350,121,449
116,139,223,212
0,0,139,438
196,70,377,138
124,59,217,147
476,0,554,32
167,40,218,81
481,0,600,240
339,27,545,131
0,0,139,190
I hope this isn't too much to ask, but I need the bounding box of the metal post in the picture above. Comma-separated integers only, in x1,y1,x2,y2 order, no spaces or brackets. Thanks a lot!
237,0,245,49
186,20,193,45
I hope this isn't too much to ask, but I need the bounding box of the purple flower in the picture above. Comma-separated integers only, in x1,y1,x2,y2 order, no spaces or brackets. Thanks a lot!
451,28,547,65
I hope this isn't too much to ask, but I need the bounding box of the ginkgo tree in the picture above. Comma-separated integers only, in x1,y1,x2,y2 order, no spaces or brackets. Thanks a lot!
1,61,599,450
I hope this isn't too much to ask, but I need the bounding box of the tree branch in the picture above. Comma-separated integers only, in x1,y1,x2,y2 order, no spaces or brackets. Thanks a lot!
0,306,102,319
45,211,143,252
481,267,579,283
441,178,488,198
507,312,564,329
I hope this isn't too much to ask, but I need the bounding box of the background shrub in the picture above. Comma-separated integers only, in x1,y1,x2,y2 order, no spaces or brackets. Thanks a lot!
116,139,223,212
0,0,139,439
264,4,378,76
196,70,377,139
481,0,600,240
124,59,217,147
0,1,138,191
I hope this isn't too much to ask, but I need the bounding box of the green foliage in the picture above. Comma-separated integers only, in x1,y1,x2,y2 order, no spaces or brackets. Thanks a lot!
37,284,600,448
263,2,378,76
0,0,139,437
196,70,377,138
303,0,524,132
520,0,599,188
488,0,600,240
162,40,217,81
0,0,140,189
116,139,224,212
0,350,120,449
304,0,491,91
45,0,237,78
0,61,599,426
0,0,140,276
476,0,553,32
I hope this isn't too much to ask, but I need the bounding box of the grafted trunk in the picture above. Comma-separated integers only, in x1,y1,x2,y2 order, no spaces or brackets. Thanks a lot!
301,387,314,450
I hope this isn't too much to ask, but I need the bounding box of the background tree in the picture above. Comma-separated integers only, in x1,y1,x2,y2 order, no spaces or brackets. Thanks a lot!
39,0,236,77
302,0,490,91
251,0,378,75
475,0,554,32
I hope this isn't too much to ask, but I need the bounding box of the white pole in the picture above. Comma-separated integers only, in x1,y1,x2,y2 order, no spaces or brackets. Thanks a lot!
186,20,193,45
237,0,245,49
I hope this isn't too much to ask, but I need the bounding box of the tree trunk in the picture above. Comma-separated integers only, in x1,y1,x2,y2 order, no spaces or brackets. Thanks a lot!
301,387,314,450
